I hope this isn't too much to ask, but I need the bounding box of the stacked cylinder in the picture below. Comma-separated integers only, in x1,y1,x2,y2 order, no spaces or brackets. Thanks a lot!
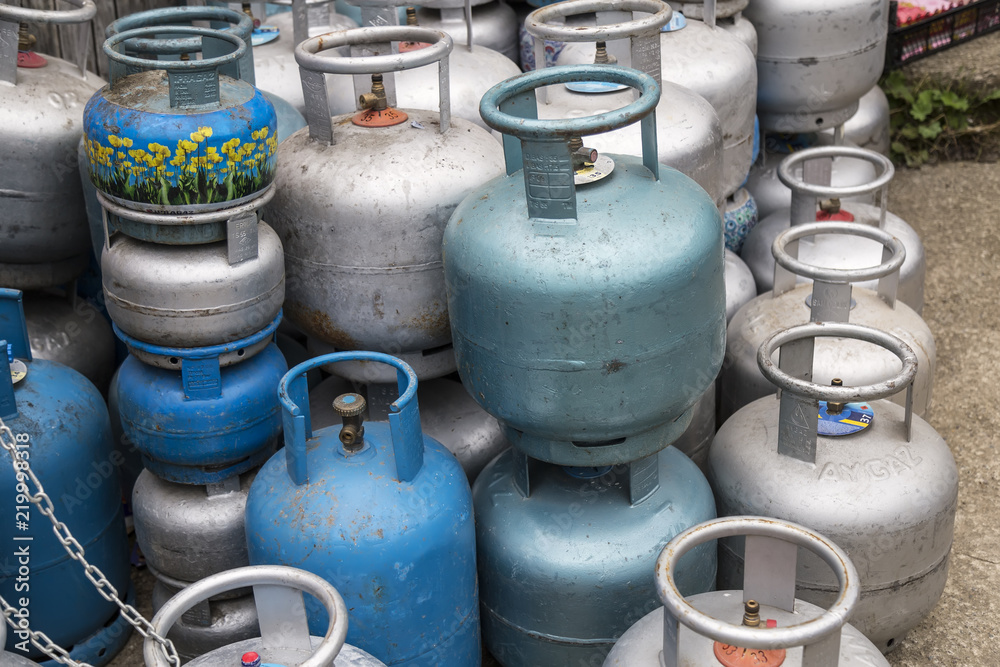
80,11,287,659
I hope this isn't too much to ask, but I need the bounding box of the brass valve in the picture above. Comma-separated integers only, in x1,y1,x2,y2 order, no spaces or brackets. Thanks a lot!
742,600,761,628
593,41,617,65
569,136,599,171
827,378,845,415
406,7,419,26
242,3,261,29
819,197,842,215
334,393,367,452
17,23,36,52
359,74,389,112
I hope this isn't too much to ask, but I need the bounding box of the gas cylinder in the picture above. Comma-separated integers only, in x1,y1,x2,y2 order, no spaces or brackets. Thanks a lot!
824,85,892,156
718,11,756,55
83,5,306,263
524,0,726,206
746,133,878,221
710,322,957,652
246,351,479,665
107,368,144,508
746,0,889,133
723,188,758,252
604,516,891,666
741,146,926,313
224,0,358,114
150,578,259,662
671,250,755,469
267,26,505,382
554,3,757,199
145,566,387,666
476,446,717,666
83,26,277,214
444,65,725,466
0,289,133,664
22,288,115,396
417,0,520,62
133,469,260,658
668,1,758,54
721,221,935,424
0,615,35,666
114,316,287,484
100,191,285,348
0,1,104,290
326,2,522,133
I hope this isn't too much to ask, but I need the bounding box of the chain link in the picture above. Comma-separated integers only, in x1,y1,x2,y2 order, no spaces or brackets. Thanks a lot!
0,417,181,666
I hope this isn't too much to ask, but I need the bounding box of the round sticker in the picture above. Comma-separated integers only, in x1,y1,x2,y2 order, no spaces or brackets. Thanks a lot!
661,11,687,32
251,25,280,47
817,401,874,436
574,154,615,185
565,81,629,94
10,359,26,385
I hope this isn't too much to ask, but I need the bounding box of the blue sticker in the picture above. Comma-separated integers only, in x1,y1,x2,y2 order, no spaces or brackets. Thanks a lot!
565,81,629,94
817,401,874,436
251,25,280,47
662,11,687,32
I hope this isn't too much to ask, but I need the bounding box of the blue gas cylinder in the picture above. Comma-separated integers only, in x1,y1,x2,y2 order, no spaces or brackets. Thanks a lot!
443,65,726,467
474,446,717,666
82,24,277,215
245,352,480,666
114,315,286,485
0,289,132,664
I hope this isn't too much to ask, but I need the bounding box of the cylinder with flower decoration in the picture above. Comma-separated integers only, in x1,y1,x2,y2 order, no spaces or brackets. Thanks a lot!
83,27,277,216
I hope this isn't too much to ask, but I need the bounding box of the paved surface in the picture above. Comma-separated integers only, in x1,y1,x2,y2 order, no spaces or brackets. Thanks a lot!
101,160,998,666
902,27,1000,92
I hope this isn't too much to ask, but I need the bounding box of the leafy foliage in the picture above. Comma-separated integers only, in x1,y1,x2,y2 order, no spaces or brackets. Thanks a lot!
883,70,1000,166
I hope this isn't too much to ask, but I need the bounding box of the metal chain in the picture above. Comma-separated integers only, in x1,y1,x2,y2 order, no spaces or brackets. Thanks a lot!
0,416,181,666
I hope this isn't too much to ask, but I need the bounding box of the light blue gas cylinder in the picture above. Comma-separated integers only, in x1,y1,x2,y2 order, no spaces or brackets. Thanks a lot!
443,65,725,467
474,446,717,666
81,5,305,260
82,24,277,217
245,352,480,666
0,289,133,665
114,314,286,485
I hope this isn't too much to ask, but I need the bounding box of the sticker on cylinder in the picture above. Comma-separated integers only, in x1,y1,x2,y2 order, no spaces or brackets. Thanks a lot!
251,25,280,47
565,81,628,94
661,11,687,31
817,401,874,436
9,359,26,385
574,154,615,185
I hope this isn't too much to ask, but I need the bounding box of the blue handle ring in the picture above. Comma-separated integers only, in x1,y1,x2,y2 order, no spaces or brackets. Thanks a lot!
480,64,660,139
279,352,418,418
105,6,253,56
112,312,281,360
104,26,248,72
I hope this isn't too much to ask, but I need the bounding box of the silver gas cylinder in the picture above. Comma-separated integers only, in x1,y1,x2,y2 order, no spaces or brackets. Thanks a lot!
416,0,520,62
710,323,957,652
668,0,757,55
555,3,757,199
741,146,926,313
100,190,286,348
747,133,878,221
0,1,103,290
326,0,522,132
746,0,889,133
22,288,115,396
267,27,505,382
525,0,725,206
151,574,259,661
671,250,755,469
234,0,358,113
307,373,506,481
0,612,37,666
132,470,255,584
721,221,935,424
604,516,891,666
823,85,892,156
145,566,387,666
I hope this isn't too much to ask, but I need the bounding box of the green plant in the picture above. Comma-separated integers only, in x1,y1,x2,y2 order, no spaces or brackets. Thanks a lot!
882,69,1000,166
